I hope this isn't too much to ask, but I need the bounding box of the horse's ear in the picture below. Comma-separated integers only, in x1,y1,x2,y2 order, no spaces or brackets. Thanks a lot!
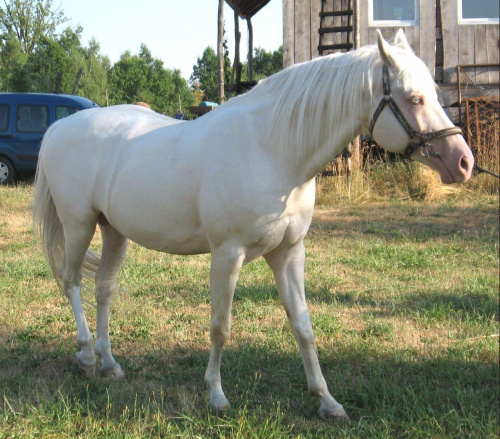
394,29,412,53
376,29,397,67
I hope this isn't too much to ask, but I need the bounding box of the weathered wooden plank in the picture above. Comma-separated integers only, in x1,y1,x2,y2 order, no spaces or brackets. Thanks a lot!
331,0,343,50
458,25,475,82
419,0,435,76
441,0,459,82
404,26,420,57
341,0,350,51
217,0,225,102
283,0,295,67
311,0,321,59
321,0,335,50
486,25,499,83
439,83,499,107
474,25,489,84
294,0,311,63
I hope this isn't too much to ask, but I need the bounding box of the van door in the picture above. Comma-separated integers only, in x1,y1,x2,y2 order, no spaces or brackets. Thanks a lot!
0,103,10,137
11,103,49,170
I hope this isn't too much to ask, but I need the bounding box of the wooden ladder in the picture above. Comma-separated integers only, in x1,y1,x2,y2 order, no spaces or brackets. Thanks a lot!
318,0,354,55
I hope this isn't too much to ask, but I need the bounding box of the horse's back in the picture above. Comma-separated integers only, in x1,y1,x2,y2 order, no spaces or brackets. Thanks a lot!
40,104,187,183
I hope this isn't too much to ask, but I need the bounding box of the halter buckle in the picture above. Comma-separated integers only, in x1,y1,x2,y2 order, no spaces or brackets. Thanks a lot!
421,143,441,158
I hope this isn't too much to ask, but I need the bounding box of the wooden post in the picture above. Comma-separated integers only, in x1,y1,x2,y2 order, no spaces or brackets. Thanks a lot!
217,0,225,103
232,9,241,91
247,17,253,82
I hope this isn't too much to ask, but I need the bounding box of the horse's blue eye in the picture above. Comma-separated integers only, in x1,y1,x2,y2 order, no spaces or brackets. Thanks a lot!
412,97,422,105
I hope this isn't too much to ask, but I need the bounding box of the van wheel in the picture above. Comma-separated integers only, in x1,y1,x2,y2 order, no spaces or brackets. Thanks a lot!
0,158,15,184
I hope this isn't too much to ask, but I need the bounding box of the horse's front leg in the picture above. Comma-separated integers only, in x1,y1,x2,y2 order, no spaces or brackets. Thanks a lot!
265,241,349,421
205,243,245,412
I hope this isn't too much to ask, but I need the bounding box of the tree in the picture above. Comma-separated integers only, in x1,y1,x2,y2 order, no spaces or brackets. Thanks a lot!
108,44,194,116
0,0,110,102
253,46,283,78
190,45,231,102
0,33,28,90
190,47,218,102
0,0,68,54
21,26,109,104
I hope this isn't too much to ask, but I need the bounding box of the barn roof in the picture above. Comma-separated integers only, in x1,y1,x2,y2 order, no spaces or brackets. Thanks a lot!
225,0,272,19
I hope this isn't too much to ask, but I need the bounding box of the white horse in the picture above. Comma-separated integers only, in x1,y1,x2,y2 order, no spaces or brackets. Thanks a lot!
33,30,473,420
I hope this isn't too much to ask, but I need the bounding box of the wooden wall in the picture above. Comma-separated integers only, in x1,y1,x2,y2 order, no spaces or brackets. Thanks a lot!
441,1,499,84
283,0,321,67
283,0,499,86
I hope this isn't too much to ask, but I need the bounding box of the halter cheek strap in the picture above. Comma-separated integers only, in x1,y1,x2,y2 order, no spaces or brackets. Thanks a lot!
369,64,463,158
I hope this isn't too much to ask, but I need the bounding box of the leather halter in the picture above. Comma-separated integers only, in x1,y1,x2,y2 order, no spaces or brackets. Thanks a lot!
369,64,463,158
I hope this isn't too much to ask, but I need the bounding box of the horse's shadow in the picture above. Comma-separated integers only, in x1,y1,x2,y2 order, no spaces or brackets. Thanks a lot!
1,312,497,427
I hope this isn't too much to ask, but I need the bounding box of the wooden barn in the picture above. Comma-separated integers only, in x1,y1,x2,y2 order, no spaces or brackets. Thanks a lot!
282,0,499,124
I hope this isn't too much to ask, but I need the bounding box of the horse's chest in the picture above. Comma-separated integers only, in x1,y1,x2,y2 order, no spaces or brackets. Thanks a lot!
243,213,310,263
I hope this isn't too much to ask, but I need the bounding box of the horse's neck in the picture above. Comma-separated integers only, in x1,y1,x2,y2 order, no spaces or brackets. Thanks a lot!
255,53,372,182
298,115,364,181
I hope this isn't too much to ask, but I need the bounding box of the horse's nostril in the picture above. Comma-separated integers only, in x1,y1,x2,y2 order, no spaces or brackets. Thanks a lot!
460,157,469,172
460,156,473,178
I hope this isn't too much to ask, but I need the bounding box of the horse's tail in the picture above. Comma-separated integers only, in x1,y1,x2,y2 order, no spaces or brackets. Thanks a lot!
33,139,100,293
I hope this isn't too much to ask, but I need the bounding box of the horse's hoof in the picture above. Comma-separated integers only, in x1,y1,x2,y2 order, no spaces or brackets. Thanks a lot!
318,406,350,422
100,364,125,380
209,395,230,412
75,354,96,378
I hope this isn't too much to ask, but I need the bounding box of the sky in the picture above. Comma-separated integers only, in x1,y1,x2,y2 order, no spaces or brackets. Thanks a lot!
57,0,283,79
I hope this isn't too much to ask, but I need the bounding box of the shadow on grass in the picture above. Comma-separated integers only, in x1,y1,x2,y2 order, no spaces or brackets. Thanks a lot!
310,204,499,243
310,287,499,321
0,332,498,437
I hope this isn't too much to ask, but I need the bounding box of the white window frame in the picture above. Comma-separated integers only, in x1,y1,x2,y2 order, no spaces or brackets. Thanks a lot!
458,0,499,24
369,0,419,27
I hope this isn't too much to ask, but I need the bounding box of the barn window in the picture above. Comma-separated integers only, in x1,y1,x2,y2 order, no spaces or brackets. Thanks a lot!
369,0,419,26
459,0,499,23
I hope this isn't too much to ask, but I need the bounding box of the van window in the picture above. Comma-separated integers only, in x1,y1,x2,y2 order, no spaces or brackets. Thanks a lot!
16,105,49,133
0,105,9,131
56,106,80,120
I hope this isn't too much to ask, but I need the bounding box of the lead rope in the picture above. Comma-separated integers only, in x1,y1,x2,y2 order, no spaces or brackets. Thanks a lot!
473,163,500,179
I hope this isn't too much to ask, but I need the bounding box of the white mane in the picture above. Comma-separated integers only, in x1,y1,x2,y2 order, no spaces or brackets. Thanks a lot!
222,41,435,162
246,45,381,158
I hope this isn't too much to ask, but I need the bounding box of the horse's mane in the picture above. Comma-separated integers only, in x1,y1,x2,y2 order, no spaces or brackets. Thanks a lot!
247,45,380,158
222,41,432,161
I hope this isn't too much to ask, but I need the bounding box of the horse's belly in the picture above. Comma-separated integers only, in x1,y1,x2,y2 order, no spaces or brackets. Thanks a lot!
118,220,210,254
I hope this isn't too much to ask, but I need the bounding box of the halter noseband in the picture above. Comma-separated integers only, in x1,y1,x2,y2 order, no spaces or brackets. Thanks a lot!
369,64,463,158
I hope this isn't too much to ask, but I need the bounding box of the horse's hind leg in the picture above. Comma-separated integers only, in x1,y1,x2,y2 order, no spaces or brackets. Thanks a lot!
94,223,128,379
60,223,98,378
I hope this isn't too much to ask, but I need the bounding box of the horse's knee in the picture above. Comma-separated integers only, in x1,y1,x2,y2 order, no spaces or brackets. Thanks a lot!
95,275,119,303
292,320,315,345
210,318,231,343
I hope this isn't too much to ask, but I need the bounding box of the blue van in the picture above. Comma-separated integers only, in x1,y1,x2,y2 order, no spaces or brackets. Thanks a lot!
0,93,99,184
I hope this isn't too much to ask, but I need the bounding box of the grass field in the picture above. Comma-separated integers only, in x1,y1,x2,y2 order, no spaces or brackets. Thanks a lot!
0,183,498,438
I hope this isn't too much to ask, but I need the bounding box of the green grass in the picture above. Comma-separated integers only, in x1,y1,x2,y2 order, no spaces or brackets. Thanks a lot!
0,183,498,438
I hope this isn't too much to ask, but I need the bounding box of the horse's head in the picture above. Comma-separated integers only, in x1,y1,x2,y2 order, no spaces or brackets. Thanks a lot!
369,30,474,184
